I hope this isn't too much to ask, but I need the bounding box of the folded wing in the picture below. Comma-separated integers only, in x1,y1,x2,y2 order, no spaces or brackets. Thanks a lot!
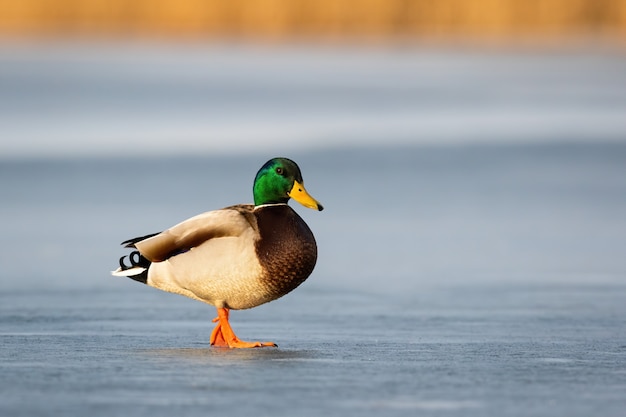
135,206,256,262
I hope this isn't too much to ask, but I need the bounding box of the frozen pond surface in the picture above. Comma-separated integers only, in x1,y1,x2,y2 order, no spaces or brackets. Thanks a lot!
2,280,626,417
2,279,626,417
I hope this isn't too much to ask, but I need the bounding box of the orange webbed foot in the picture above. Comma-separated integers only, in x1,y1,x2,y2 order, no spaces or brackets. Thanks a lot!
210,308,277,349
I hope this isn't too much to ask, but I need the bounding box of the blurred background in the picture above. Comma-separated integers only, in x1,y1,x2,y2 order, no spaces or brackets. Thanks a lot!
1,0,626,158
1,0,626,40
1,0,626,157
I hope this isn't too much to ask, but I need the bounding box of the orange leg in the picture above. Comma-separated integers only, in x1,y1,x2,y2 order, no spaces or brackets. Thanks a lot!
209,307,277,348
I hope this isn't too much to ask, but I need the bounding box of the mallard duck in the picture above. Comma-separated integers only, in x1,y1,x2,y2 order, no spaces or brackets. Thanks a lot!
112,157,323,348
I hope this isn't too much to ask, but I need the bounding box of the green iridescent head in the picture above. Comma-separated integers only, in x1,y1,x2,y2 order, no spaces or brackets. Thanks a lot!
253,157,323,211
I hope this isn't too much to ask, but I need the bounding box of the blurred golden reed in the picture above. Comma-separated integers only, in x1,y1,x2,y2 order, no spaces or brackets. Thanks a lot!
1,0,625,41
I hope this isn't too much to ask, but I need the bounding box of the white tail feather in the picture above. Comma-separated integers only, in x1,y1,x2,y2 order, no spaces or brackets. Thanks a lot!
111,266,147,277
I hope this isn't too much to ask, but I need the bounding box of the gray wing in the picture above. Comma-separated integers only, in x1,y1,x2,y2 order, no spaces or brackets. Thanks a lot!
135,205,256,262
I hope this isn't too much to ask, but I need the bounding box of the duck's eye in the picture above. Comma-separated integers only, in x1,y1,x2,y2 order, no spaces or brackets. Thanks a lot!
275,167,283,175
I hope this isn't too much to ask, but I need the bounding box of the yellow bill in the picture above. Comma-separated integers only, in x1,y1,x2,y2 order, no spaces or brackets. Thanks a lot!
289,180,324,211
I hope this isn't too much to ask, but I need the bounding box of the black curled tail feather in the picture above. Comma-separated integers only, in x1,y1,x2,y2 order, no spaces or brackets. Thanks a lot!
117,250,151,284
119,250,151,270
114,232,160,284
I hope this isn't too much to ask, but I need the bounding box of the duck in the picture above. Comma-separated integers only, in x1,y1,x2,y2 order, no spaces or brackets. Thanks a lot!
112,157,323,348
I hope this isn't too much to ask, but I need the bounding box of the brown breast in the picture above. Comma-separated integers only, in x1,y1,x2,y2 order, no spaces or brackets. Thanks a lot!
254,204,318,298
